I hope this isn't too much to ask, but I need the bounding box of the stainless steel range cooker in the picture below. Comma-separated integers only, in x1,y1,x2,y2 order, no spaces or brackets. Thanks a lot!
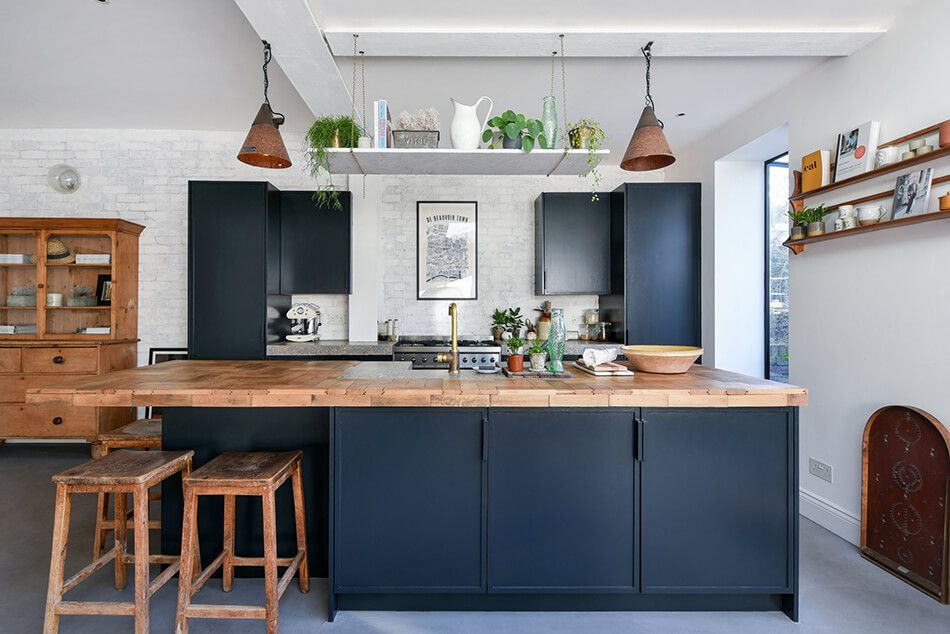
393,337,501,370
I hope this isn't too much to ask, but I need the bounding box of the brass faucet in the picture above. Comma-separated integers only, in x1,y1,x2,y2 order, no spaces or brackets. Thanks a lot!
436,302,460,374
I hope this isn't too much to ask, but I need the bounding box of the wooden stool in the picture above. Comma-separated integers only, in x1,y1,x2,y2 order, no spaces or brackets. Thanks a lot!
43,449,195,634
91,418,163,560
176,451,309,634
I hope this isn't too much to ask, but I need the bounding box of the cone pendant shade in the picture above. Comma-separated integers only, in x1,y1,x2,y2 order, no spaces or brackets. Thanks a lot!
237,103,292,169
621,106,675,172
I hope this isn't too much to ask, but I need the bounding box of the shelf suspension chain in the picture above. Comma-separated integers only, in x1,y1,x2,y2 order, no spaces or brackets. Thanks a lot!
351,34,367,194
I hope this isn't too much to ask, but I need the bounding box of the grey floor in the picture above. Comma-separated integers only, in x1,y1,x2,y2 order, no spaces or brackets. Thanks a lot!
2,444,948,633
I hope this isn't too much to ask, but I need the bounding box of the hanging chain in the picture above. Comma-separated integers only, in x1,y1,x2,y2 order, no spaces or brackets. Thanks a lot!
641,41,663,128
559,34,568,129
351,35,367,197
261,40,284,123
550,51,556,96
351,35,359,144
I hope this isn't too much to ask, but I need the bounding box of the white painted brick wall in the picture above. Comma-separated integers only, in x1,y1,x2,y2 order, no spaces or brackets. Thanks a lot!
0,128,662,357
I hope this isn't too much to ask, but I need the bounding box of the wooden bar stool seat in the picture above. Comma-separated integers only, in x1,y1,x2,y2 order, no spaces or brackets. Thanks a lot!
44,449,195,634
176,451,309,634
91,418,164,561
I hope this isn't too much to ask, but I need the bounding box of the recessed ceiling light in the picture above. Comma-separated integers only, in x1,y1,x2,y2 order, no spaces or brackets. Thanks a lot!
676,112,687,117
95,0,110,4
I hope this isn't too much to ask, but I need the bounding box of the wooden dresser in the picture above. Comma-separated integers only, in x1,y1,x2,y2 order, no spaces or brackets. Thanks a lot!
0,218,143,442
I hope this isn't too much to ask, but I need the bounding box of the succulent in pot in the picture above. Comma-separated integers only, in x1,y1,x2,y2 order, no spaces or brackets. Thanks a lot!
567,117,606,201
482,110,548,152
787,207,808,240
527,338,547,371
506,335,525,372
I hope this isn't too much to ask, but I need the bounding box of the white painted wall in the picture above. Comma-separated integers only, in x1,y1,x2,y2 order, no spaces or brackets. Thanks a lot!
669,0,950,543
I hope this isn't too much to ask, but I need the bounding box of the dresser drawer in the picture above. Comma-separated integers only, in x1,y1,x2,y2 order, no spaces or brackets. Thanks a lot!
0,404,97,438
22,347,98,374
0,348,20,373
0,375,65,403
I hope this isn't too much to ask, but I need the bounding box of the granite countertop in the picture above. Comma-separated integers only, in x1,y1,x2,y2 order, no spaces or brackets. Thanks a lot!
28,359,807,409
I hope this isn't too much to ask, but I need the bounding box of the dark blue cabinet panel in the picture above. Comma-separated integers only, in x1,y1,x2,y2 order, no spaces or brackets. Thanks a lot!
534,193,611,295
279,191,351,294
640,408,793,592
334,408,485,592
488,409,638,591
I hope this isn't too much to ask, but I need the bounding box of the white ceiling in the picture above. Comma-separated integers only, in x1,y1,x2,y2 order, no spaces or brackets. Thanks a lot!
0,0,921,159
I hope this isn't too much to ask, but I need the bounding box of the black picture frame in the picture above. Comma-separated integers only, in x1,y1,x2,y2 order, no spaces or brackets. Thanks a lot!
145,347,189,419
95,274,112,306
416,201,478,301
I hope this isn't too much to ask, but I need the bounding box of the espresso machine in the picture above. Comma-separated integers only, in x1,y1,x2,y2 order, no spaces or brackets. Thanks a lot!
285,303,321,342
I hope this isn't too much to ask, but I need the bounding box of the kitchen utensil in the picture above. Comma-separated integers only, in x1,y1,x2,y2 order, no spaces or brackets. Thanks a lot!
450,96,493,150
620,345,703,374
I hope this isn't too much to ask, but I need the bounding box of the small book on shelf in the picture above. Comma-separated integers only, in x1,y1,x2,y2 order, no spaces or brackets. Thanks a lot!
75,253,111,265
373,99,393,148
833,120,880,182
801,150,831,192
0,253,31,264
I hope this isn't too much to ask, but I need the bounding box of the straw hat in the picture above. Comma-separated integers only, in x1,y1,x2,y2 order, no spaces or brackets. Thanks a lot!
43,238,75,264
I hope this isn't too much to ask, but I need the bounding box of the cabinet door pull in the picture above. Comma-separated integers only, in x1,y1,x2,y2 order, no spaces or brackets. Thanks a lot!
481,417,489,462
52,416,63,426
52,355,65,364
635,417,645,462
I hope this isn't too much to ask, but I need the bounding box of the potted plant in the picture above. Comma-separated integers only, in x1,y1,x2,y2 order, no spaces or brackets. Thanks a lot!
506,335,525,372
802,204,831,237
305,115,363,210
482,110,548,152
527,338,547,371
392,107,441,148
491,308,508,340
567,117,606,201
67,285,96,307
787,207,808,240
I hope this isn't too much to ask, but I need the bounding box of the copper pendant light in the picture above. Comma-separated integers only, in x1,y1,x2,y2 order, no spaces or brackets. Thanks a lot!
621,41,675,172
238,40,292,169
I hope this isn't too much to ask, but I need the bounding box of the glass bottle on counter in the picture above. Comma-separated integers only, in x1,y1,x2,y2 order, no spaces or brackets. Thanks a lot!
546,308,566,373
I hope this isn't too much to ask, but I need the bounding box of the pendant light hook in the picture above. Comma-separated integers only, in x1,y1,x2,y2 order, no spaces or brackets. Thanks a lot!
261,40,285,126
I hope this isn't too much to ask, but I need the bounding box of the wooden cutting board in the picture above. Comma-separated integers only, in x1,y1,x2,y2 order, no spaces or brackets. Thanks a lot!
572,360,635,376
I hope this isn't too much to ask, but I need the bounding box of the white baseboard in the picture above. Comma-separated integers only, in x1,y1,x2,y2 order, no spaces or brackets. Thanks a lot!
800,488,860,545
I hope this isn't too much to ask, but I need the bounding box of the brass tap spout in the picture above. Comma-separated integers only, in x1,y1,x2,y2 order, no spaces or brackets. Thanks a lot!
436,302,460,374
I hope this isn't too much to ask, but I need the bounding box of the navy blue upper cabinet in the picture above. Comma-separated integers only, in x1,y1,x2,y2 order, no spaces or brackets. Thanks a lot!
279,191,352,295
640,408,794,593
534,193,611,295
334,408,485,592
488,409,638,591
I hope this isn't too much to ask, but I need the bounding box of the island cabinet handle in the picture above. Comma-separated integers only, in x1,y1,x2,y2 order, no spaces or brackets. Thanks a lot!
635,418,645,462
481,417,489,462
53,355,65,364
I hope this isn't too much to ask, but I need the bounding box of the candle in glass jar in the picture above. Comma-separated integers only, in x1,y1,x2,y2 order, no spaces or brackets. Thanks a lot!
585,309,599,325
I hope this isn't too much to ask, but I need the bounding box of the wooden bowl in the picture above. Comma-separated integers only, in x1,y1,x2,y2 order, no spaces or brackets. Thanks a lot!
620,345,703,374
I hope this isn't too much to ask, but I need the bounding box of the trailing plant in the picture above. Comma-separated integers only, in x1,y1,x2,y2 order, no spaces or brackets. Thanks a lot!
567,118,606,201
506,335,525,355
394,107,440,131
482,110,548,152
305,115,363,209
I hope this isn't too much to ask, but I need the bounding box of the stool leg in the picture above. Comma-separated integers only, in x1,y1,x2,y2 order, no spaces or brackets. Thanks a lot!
114,492,128,590
43,484,71,634
133,487,151,634
291,462,310,593
175,487,198,634
262,489,279,634
222,494,235,592
92,491,110,560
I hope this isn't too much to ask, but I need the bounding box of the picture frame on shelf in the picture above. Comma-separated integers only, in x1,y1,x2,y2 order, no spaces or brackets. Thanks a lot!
416,201,478,300
832,120,880,182
95,274,112,306
891,168,934,220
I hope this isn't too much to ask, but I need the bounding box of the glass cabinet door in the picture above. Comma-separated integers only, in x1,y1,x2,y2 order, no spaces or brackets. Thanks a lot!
43,233,113,337
0,231,39,337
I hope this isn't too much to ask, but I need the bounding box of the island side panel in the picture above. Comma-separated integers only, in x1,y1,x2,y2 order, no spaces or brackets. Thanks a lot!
160,407,329,578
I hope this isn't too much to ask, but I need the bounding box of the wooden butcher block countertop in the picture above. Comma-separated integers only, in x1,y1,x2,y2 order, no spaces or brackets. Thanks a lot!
27,360,807,408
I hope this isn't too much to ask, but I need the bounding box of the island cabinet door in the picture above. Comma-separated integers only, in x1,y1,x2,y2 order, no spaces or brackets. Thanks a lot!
640,408,794,593
334,408,485,592
488,409,638,592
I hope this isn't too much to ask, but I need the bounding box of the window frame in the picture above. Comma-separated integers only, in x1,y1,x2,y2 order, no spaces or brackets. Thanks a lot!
764,152,789,380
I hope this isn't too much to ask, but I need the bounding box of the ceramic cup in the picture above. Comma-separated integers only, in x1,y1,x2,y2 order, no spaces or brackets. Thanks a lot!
833,218,844,231
841,216,859,230
46,292,63,307
901,150,916,161
909,139,925,150
940,193,950,211
915,145,934,156
837,204,855,219
856,204,887,225
875,146,899,168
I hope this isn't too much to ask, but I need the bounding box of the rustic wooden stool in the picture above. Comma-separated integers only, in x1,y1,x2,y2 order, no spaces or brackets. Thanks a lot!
176,451,309,634
43,449,195,634
91,418,163,560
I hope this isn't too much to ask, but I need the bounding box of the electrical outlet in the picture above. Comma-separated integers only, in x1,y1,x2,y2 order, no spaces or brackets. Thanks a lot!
809,458,833,483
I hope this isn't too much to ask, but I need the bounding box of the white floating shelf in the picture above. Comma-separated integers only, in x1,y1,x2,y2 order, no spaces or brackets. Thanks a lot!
321,148,609,176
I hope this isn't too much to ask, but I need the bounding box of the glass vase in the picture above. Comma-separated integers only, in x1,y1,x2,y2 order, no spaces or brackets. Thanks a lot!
541,95,558,149
546,308,566,373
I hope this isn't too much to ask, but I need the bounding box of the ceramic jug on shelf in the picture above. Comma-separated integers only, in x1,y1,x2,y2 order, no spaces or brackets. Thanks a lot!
450,96,493,150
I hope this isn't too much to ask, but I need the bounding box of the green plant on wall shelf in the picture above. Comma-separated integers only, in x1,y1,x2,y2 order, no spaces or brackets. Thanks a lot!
305,115,363,209
796,204,830,225
482,110,548,152
567,117,606,201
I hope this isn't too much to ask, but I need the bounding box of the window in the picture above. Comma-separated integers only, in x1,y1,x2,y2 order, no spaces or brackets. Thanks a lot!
765,153,789,382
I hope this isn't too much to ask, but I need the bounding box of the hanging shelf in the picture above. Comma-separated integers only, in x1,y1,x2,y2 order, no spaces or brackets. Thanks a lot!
319,148,609,176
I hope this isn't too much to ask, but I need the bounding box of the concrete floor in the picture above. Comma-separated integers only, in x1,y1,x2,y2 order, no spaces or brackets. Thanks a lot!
2,443,947,633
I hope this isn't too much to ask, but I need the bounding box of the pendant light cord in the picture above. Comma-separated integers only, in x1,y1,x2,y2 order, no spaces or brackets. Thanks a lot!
261,41,284,124
641,41,663,128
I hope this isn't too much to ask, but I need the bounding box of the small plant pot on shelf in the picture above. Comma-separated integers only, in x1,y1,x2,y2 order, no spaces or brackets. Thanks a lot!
806,221,825,238
569,126,595,150
790,225,806,240
507,354,524,373
502,134,523,150
529,352,547,370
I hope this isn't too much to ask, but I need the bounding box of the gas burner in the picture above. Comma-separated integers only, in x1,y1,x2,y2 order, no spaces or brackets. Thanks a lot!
393,336,501,370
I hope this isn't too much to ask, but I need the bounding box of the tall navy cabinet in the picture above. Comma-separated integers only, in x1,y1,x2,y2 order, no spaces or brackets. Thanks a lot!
188,181,288,359
599,183,701,346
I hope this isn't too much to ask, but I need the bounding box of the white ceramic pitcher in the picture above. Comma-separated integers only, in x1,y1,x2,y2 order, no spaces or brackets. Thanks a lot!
450,96,493,150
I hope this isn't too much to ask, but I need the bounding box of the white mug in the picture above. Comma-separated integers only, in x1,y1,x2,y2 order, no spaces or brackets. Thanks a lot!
875,146,899,168
833,218,844,231
841,216,858,230
46,292,63,307
837,204,855,219
856,204,887,224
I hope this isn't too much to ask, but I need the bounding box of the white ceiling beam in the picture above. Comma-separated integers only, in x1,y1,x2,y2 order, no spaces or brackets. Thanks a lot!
232,0,356,123
325,30,884,58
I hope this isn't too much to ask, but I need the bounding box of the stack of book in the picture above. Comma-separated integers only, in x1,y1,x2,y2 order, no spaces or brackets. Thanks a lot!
0,324,37,334
78,326,110,335
75,253,111,265
0,254,31,264
373,99,393,149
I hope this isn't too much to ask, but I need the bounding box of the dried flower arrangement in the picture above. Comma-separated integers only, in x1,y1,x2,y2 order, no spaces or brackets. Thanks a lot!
394,107,441,131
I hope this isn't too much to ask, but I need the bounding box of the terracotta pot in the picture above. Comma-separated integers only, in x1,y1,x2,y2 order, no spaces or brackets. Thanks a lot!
507,354,524,373
939,119,950,149
806,221,824,237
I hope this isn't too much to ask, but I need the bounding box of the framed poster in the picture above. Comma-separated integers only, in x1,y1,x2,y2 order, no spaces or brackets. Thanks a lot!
417,201,478,300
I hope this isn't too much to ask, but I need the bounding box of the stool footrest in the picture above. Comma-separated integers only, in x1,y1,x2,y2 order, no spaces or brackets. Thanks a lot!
184,604,267,620
231,555,298,567
55,600,135,616
148,560,180,598
62,546,118,594
277,551,306,599
191,551,226,597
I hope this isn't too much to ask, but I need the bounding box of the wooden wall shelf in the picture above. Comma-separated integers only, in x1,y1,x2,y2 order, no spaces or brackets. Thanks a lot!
784,210,950,254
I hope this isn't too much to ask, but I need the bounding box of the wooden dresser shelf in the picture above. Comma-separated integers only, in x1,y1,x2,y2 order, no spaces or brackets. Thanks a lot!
784,209,950,254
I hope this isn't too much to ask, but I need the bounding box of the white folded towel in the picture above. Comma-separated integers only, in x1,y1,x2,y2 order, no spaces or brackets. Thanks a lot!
582,347,618,368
